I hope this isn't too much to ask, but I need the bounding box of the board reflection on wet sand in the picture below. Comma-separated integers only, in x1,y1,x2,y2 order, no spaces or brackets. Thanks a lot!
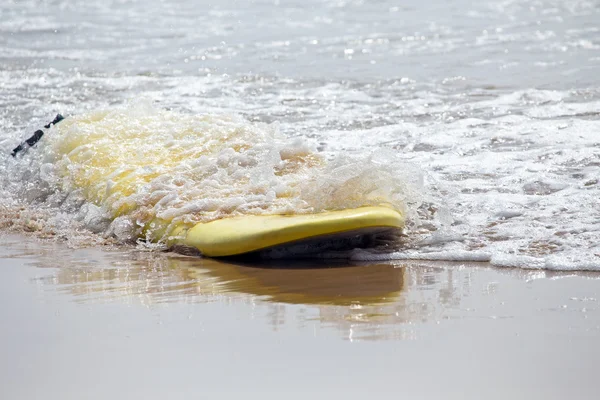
9,238,441,338
4,234,595,341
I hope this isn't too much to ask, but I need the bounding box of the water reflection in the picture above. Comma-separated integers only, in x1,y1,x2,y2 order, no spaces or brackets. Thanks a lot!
35,250,407,306
33,250,430,340
3,234,597,340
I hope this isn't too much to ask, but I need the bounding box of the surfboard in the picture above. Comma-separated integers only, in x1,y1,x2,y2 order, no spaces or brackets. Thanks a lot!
34,108,405,257
173,206,404,257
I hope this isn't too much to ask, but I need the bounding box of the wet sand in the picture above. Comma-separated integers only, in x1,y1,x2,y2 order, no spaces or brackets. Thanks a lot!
1,234,599,399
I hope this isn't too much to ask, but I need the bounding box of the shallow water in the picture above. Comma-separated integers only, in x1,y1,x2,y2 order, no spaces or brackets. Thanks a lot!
1,234,599,398
1,2,599,265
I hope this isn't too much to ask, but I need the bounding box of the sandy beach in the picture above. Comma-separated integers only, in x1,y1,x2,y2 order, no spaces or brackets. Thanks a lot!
1,234,598,399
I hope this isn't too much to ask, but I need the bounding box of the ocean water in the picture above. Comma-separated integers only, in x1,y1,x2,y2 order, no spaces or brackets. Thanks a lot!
1,0,599,270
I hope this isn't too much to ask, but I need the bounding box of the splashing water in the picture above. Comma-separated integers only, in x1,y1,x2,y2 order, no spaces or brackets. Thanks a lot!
1,101,423,248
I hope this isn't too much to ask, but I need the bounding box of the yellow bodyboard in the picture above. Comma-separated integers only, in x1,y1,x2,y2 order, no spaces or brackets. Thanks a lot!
179,206,404,257
48,110,405,257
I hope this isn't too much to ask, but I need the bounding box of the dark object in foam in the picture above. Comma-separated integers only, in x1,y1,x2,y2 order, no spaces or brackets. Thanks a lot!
11,114,64,157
